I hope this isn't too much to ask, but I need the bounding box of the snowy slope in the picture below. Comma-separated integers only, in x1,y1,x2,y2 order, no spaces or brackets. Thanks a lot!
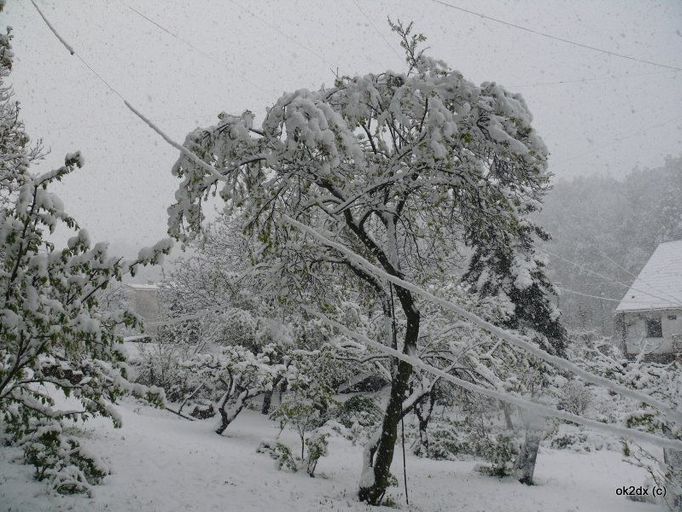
0,401,653,512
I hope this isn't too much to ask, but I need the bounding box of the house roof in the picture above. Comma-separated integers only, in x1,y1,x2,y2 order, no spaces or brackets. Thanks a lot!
616,239,682,313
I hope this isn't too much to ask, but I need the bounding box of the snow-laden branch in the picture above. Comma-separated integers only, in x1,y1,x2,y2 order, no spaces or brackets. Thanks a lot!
310,309,682,451
123,101,228,183
29,0,74,55
283,215,682,425
30,0,231,195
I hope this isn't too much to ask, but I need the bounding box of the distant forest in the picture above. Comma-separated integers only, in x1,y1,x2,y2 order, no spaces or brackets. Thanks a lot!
540,156,682,334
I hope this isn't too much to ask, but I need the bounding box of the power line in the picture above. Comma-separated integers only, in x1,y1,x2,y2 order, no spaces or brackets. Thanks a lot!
122,3,271,95
588,237,682,307
429,0,682,72
509,69,680,89
30,0,229,183
224,0,336,72
350,0,403,61
31,0,125,101
539,247,682,308
555,286,623,303
29,0,74,55
560,115,681,164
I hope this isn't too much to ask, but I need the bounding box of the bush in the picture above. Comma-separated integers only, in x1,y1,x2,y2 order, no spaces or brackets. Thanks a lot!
21,422,109,496
257,440,298,472
477,433,520,478
304,431,329,477
558,381,592,416
134,343,193,402
414,422,469,460
336,395,382,430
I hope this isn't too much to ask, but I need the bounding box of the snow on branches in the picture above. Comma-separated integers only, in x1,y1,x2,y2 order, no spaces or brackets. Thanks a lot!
0,31,172,494
165,20,557,505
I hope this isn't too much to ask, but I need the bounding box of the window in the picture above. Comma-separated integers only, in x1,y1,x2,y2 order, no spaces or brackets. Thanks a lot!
646,318,663,338
668,314,677,320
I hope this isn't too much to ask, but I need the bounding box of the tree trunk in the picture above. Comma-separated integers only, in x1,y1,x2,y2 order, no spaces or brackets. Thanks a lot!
358,302,419,505
414,391,436,453
261,389,273,415
215,390,248,435
502,402,514,430
515,428,542,485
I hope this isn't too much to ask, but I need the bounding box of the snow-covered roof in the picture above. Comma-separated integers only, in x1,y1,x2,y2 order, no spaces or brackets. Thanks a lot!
616,240,682,313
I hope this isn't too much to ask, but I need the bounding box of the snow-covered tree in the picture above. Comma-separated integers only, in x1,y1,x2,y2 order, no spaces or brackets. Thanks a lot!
568,334,682,510
463,214,567,484
0,26,43,210
167,20,556,504
0,23,171,494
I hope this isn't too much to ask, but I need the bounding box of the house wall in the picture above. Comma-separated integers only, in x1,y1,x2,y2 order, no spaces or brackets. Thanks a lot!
620,309,682,356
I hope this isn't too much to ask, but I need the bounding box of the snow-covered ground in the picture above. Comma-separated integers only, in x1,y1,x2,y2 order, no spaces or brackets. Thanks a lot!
0,401,654,512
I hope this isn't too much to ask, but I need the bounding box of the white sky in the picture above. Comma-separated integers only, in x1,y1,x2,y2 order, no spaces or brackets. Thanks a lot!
4,0,682,251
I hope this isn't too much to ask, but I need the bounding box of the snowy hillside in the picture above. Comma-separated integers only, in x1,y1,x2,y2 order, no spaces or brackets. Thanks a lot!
0,401,654,512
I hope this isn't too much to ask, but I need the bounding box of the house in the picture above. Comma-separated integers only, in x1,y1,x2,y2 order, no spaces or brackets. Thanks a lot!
614,240,682,362
124,283,162,335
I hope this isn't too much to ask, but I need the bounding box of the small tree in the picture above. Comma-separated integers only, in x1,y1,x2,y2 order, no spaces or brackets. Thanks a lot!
271,348,336,477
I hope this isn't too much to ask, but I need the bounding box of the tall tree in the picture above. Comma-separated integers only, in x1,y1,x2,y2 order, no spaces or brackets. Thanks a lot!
168,21,554,504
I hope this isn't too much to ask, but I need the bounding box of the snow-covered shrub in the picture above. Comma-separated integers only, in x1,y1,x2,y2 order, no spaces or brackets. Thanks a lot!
134,342,194,402
206,307,258,349
272,396,331,470
257,433,329,477
549,431,589,451
269,349,339,474
256,440,299,472
304,431,329,477
477,433,520,478
558,380,592,416
187,343,288,434
21,422,108,496
413,421,469,460
335,395,382,431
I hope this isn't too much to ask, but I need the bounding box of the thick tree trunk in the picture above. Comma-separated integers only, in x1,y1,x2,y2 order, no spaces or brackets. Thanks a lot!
514,428,542,485
358,304,419,505
215,390,248,435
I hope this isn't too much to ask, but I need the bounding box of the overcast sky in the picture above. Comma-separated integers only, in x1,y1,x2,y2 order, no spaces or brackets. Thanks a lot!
4,0,682,251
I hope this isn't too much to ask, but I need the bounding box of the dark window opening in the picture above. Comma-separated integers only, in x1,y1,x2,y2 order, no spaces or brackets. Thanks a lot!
646,318,663,338
668,314,677,320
